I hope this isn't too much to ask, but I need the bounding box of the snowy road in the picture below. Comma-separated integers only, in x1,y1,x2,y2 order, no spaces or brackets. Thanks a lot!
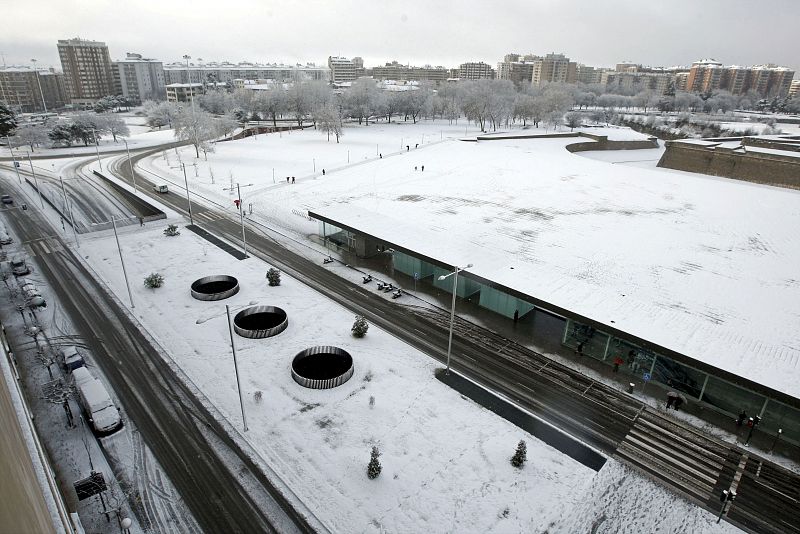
0,180,308,533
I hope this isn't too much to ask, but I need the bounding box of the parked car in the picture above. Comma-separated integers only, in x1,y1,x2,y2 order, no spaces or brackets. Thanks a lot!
0,231,12,245
153,184,169,194
71,367,123,435
10,257,30,276
61,346,85,372
1,194,13,205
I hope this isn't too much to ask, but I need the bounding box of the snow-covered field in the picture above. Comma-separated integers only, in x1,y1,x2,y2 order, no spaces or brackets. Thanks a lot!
83,223,592,533
143,121,800,400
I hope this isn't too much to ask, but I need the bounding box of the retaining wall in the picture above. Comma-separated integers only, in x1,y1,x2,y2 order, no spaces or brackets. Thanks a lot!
657,142,800,189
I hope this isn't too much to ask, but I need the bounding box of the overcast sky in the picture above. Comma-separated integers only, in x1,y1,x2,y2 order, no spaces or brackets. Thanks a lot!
2,0,798,75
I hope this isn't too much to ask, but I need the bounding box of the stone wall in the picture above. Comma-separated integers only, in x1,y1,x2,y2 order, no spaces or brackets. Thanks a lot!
657,141,800,189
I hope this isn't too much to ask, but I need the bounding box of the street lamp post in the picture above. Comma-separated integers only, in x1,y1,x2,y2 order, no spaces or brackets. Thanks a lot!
122,138,136,193
5,136,22,184
27,153,44,208
225,305,249,432
90,128,102,171
224,183,253,257
437,263,473,375
111,216,135,308
58,175,79,247
31,59,47,113
181,163,194,225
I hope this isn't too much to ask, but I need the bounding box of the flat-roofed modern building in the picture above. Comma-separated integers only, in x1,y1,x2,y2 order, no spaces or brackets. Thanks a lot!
112,52,166,103
164,61,330,86
0,67,67,112
458,62,495,80
165,82,203,103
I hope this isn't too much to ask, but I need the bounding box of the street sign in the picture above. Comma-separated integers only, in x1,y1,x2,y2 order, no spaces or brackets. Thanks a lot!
643,372,651,382
74,471,106,500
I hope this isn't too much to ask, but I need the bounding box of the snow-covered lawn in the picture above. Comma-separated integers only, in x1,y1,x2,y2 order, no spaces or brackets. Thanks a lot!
83,223,592,533
143,122,800,400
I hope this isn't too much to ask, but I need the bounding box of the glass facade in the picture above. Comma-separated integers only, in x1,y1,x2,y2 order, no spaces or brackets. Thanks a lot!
478,284,535,319
312,222,800,446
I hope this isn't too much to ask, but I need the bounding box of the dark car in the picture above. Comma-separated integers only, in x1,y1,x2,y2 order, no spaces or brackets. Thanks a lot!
1,195,12,205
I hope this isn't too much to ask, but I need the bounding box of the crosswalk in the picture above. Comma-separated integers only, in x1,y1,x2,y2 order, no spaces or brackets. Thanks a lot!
192,211,221,224
22,237,64,258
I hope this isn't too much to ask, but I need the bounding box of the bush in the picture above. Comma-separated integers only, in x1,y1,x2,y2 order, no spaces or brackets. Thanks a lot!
143,273,164,289
352,315,369,338
367,446,382,479
163,224,180,236
266,268,281,286
510,440,527,469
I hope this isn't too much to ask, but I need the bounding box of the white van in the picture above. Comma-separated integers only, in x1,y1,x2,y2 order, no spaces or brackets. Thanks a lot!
72,367,123,435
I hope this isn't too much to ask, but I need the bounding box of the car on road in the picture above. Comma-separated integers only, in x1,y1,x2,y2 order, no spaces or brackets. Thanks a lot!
10,257,30,276
153,184,169,194
1,194,13,205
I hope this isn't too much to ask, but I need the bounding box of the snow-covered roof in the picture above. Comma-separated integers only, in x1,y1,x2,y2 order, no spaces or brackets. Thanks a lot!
308,133,800,399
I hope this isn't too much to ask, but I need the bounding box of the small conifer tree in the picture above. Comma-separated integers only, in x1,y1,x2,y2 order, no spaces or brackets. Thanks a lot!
163,224,180,236
143,273,164,289
367,446,382,479
352,315,369,338
266,268,281,286
511,440,527,468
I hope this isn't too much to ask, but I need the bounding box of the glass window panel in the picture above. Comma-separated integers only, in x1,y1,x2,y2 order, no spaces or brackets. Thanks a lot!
701,376,765,418
652,357,707,399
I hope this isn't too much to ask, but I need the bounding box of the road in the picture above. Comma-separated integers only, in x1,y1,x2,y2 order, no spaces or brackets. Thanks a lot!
0,174,314,533
115,145,800,534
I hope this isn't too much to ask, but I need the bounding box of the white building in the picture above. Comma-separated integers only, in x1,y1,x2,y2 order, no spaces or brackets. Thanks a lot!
165,83,203,103
112,53,166,103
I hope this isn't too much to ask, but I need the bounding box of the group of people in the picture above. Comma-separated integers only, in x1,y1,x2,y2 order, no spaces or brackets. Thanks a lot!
285,176,296,184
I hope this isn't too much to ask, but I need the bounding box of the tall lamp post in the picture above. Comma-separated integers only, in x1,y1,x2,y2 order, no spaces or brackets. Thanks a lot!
223,183,253,257
180,163,194,225
122,138,137,193
5,136,22,184
31,59,47,113
90,128,102,171
437,263,473,375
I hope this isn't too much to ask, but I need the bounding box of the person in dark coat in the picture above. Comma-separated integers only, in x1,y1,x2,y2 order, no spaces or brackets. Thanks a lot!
612,355,624,373
322,169,325,176
421,165,424,171
666,391,678,409
513,309,519,323
576,341,584,355
674,395,685,411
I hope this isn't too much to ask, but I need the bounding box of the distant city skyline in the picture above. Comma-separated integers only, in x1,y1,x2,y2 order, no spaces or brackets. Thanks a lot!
2,0,798,75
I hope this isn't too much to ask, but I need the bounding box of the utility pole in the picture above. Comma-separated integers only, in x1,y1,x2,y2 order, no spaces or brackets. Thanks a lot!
237,183,247,257
5,136,22,184
31,59,47,113
122,138,136,193
91,128,102,171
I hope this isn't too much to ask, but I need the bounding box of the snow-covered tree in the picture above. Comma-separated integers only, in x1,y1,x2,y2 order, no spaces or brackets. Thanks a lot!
316,102,343,143
367,446,382,479
345,78,380,125
143,100,178,129
173,107,220,158
98,115,130,142
287,79,311,126
266,268,281,286
254,89,287,128
564,111,583,132
510,440,527,468
352,315,369,338
0,102,18,137
13,124,50,151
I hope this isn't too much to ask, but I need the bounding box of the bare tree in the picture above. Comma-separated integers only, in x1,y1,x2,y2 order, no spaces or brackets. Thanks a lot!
142,101,178,129
173,107,219,158
98,115,130,142
564,111,583,131
316,102,343,142
12,124,50,151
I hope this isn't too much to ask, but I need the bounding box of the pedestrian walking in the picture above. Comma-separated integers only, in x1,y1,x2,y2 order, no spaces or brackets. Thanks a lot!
322,169,326,176
139,216,144,227
379,153,383,158
415,143,419,148
666,391,678,409
292,176,295,184
406,145,410,151
612,355,624,373
513,309,519,323
736,409,747,427
414,166,418,171
421,165,425,172
576,341,584,356
286,176,290,183
674,395,685,411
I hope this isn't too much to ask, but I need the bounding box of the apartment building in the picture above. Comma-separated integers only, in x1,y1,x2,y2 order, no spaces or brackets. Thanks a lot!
112,53,166,104
370,61,449,85
458,62,495,80
686,59,795,98
328,56,360,84
165,61,330,86
57,38,115,106
165,83,203,103
531,53,576,86
789,79,800,98
0,67,67,112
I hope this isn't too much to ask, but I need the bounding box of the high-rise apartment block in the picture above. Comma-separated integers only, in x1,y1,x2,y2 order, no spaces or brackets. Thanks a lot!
57,38,115,106
531,53,577,86
789,79,800,98
686,59,794,98
458,62,495,80
0,67,67,112
328,56,360,84
112,53,166,104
